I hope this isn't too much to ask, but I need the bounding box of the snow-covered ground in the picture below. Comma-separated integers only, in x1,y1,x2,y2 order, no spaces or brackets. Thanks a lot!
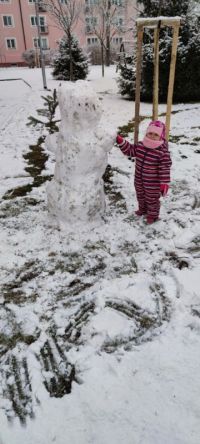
0,65,200,444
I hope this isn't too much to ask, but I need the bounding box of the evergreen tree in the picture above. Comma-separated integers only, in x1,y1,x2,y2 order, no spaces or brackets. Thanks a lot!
118,0,200,102
117,54,136,98
52,35,89,81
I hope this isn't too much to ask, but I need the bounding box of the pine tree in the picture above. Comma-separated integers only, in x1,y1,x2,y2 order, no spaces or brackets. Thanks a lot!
52,35,89,81
117,54,136,98
118,0,200,102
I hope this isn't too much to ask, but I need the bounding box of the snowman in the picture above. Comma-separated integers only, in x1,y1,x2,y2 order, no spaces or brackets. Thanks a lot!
46,80,115,225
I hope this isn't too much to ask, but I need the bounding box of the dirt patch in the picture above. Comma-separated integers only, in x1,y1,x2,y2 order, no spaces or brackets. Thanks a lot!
2,136,52,200
103,164,127,212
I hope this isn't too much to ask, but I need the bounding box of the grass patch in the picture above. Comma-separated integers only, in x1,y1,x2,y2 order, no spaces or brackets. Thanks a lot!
166,251,189,270
103,164,127,212
169,134,186,143
118,115,147,137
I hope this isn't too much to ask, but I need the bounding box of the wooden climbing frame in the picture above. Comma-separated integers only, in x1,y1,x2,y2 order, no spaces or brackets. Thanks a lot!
134,17,181,143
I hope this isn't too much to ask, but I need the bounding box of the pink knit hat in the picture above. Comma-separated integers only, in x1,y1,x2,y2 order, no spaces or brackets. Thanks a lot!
143,120,166,149
146,120,166,139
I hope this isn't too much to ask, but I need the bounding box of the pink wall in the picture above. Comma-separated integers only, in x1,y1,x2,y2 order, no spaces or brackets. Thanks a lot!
0,1,65,65
0,0,136,66
0,0,26,64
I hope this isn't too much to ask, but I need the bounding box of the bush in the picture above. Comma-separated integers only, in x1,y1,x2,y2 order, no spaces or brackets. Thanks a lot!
22,50,36,68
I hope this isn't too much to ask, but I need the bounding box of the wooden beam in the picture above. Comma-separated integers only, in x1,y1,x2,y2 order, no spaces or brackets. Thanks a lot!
165,23,180,140
136,17,181,29
153,27,160,120
134,17,181,142
134,26,143,144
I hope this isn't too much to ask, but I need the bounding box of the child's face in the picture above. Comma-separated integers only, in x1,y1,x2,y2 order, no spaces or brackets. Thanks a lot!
147,131,160,141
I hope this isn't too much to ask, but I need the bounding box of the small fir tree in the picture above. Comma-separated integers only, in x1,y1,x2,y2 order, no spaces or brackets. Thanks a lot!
52,35,89,81
117,54,136,99
27,89,60,134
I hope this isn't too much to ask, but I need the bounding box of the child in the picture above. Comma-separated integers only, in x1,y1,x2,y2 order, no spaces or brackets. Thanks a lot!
116,120,172,224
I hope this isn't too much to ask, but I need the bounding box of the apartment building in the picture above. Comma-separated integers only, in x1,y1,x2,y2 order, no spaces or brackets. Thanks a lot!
0,0,136,66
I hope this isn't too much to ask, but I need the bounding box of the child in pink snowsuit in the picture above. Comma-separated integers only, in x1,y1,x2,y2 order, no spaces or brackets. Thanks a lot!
116,120,172,224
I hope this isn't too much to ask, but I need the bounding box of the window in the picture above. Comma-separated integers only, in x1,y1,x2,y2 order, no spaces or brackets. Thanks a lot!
114,17,124,27
0,0,10,3
112,0,123,5
31,16,37,26
6,38,16,49
112,37,123,44
85,16,97,26
33,37,49,50
41,37,48,49
85,16,97,32
85,0,99,5
30,15,45,27
59,0,68,4
29,1,47,11
87,37,98,45
2,15,13,27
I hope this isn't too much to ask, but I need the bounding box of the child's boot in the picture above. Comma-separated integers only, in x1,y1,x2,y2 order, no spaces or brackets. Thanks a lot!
146,216,159,224
135,210,146,216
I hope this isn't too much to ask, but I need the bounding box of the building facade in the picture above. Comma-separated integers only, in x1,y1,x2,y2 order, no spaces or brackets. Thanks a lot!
0,0,136,66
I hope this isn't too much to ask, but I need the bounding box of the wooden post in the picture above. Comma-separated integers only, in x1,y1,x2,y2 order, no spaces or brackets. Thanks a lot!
134,25,143,144
153,27,160,120
135,17,180,143
165,23,180,140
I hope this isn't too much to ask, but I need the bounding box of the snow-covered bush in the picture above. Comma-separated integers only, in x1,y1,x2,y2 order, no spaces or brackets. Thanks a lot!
22,50,36,68
22,49,57,68
43,48,57,66
52,35,89,81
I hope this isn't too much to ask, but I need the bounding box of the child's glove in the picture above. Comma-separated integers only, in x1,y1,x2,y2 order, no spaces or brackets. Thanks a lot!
160,184,169,196
116,135,124,145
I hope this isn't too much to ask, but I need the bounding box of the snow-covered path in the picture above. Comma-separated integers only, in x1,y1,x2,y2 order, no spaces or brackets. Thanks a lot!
0,66,200,444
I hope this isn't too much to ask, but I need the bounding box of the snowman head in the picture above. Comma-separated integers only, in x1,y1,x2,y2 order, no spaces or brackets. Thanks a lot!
58,80,102,134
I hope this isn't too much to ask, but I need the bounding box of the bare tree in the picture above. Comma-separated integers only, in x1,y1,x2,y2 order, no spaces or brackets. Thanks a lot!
85,0,129,76
41,0,83,80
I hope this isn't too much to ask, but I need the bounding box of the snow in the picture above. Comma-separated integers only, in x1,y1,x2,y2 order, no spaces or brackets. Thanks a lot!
136,16,182,27
136,16,182,22
0,65,200,444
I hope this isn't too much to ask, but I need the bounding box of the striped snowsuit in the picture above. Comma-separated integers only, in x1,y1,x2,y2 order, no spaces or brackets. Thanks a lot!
119,139,172,219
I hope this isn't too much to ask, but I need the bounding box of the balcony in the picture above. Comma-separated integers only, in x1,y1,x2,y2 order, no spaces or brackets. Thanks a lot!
39,25,49,34
85,6,91,13
38,2,47,12
85,25,97,34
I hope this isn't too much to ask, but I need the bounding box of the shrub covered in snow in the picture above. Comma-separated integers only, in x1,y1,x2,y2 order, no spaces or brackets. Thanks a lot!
52,35,89,81
22,49,36,68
